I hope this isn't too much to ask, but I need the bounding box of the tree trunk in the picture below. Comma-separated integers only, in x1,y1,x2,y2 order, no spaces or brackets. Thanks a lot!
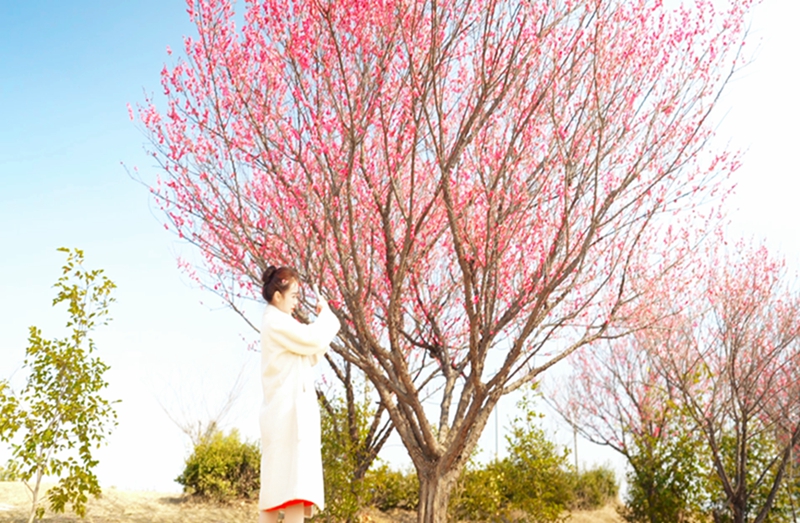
27,470,42,523
416,464,460,523
27,494,38,523
731,498,745,523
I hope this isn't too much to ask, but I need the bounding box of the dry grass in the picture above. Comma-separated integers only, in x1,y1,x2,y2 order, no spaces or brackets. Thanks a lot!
0,482,622,523
567,504,624,523
0,482,255,523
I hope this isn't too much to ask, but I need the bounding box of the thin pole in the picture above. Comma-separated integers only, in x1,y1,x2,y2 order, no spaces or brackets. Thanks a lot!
573,422,579,471
495,403,499,460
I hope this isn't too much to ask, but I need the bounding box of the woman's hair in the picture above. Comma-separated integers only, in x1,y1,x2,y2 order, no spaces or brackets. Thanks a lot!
261,266,299,303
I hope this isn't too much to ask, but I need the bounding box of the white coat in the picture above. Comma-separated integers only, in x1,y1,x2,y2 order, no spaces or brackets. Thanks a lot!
259,302,340,513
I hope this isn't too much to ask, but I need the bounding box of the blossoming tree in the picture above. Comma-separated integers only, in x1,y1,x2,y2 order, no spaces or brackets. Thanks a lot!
555,242,800,523
550,332,709,522
134,0,751,520
651,244,800,523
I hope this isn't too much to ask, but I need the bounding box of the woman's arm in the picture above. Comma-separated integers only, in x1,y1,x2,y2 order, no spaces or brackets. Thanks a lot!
266,304,340,356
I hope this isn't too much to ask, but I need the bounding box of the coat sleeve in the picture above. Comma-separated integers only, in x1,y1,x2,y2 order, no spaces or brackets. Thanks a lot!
267,304,341,356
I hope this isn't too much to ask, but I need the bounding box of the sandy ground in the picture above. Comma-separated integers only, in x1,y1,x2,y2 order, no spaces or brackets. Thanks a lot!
0,482,622,522
568,504,624,523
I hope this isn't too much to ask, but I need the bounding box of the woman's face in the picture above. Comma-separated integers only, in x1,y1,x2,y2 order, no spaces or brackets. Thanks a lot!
273,280,300,314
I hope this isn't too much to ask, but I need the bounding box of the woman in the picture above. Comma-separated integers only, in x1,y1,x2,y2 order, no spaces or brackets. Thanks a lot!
258,266,340,523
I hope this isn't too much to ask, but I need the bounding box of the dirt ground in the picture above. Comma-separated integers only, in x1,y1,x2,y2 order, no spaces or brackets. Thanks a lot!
568,504,624,523
0,482,621,522
0,482,254,523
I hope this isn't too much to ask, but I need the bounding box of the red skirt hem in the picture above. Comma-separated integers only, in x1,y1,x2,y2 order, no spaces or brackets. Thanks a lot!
265,499,314,512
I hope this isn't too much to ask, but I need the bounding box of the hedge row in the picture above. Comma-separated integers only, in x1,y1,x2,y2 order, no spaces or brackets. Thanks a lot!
177,425,617,522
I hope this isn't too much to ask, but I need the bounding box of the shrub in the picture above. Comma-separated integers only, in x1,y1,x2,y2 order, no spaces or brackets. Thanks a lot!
320,429,364,521
176,428,260,502
450,399,575,522
365,462,419,511
499,420,573,522
450,460,509,522
568,465,619,510
622,429,705,523
317,385,387,522
450,459,620,521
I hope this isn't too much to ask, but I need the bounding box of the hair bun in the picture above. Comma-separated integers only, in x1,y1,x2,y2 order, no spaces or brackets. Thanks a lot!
261,266,300,303
261,265,277,284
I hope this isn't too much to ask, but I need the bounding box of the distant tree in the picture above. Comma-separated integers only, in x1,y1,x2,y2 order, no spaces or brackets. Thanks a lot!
558,242,800,523
551,332,708,523
704,429,798,523
622,423,707,523
650,244,800,523
0,248,118,523
157,361,249,448
135,0,753,520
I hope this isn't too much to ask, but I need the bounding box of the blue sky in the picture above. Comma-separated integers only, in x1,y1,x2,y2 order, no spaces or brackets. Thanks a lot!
1,0,798,493
0,0,262,492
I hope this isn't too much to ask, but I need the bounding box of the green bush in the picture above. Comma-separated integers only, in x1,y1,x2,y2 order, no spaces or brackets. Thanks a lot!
318,393,372,522
448,390,620,521
568,465,618,510
176,428,260,502
498,418,573,522
622,429,705,523
450,400,576,522
365,462,419,511
450,461,619,521
450,460,509,521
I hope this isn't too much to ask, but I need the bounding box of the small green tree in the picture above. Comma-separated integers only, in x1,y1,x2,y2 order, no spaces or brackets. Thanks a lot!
0,247,118,523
